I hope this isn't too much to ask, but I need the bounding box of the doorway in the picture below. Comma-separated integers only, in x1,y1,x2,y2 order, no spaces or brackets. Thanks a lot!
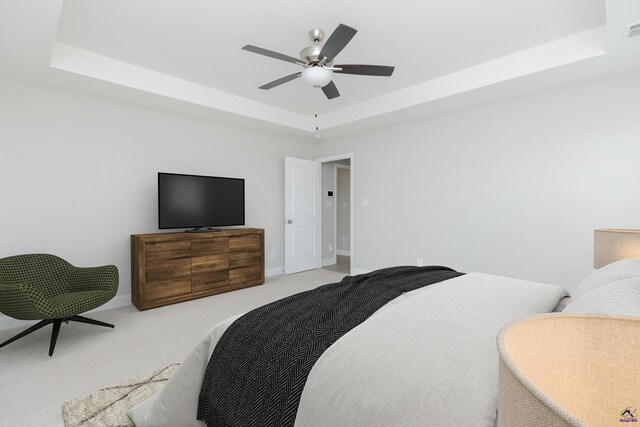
283,154,354,276
318,155,353,275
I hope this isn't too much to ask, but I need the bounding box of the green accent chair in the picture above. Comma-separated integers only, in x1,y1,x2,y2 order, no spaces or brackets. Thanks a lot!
0,254,119,356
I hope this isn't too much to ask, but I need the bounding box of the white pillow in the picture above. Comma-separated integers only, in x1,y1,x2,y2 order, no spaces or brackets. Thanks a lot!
552,296,572,312
563,277,640,317
572,258,640,299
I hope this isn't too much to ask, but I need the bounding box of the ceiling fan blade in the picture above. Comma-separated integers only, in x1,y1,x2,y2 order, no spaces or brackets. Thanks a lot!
242,45,304,65
321,81,340,99
259,72,302,90
334,64,395,77
318,24,357,62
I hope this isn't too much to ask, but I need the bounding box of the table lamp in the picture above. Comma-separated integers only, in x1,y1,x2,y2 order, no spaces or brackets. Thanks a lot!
594,229,640,269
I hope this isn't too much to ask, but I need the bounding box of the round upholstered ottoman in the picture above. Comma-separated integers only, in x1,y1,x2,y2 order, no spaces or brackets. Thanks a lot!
497,314,640,427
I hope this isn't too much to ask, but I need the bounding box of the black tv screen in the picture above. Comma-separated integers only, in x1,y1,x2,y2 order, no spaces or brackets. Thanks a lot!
158,173,245,229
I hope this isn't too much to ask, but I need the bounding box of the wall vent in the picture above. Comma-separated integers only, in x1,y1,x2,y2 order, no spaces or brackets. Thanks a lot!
623,22,640,43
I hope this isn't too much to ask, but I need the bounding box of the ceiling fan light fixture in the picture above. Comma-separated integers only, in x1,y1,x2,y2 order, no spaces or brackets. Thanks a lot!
301,66,333,88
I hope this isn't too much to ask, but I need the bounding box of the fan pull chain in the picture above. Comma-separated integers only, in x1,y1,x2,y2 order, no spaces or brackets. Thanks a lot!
314,91,321,138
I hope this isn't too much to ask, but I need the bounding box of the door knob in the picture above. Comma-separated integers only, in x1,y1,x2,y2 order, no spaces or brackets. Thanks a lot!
286,219,293,224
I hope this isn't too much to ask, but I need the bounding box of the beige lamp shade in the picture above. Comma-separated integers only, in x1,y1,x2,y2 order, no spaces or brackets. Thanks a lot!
594,229,640,269
498,314,640,427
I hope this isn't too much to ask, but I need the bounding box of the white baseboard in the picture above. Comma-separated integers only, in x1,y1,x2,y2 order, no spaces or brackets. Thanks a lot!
0,294,132,332
351,267,371,275
322,257,337,267
265,266,284,277
336,250,351,256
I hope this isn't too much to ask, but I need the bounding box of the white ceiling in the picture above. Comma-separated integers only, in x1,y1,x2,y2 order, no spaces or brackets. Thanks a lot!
1,0,640,138
56,0,604,115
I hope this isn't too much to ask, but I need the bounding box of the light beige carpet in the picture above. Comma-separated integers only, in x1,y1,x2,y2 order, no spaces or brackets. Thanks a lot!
62,363,179,427
0,269,346,427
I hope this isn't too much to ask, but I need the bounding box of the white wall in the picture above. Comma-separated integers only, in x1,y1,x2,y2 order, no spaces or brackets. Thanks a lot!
0,76,313,328
336,167,350,254
3,67,639,332
317,70,640,290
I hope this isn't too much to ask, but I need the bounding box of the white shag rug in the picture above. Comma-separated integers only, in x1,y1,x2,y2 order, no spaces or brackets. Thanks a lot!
62,363,179,427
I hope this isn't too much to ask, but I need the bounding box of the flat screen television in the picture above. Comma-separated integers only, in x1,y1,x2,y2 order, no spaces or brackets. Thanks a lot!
158,172,245,231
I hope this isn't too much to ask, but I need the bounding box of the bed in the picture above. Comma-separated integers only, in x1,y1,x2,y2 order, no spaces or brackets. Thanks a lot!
128,259,640,427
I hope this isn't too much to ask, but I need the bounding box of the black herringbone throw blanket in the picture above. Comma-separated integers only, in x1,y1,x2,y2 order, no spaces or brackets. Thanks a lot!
197,265,463,427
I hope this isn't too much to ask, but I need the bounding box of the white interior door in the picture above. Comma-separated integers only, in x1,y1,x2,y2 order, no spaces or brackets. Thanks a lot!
284,156,321,274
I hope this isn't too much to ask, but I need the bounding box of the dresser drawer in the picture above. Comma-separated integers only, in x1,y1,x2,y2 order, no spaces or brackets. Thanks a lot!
229,234,261,252
144,279,191,302
192,271,230,293
145,240,191,260
191,238,229,257
145,258,191,283
229,250,262,269
191,253,229,274
229,265,262,285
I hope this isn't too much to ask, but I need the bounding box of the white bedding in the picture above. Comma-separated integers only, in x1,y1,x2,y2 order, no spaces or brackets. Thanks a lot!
128,272,567,427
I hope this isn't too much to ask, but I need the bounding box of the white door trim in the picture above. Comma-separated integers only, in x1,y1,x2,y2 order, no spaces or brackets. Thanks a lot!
335,164,350,261
315,153,354,275
332,164,338,266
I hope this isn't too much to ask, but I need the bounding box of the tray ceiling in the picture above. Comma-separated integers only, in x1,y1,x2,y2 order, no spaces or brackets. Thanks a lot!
1,0,639,138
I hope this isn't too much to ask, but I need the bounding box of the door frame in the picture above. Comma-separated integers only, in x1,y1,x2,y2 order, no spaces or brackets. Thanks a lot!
334,164,350,258
315,153,354,275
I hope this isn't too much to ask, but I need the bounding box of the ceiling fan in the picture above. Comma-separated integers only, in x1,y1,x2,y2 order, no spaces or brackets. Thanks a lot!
242,23,395,100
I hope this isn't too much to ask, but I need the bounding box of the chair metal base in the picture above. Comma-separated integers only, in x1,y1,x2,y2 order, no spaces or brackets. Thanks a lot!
0,315,114,356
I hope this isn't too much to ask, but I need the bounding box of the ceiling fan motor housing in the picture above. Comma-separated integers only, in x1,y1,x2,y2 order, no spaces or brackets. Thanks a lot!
300,29,334,65
300,45,333,66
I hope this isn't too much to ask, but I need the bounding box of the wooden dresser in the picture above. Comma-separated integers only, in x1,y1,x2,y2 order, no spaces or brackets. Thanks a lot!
131,228,264,310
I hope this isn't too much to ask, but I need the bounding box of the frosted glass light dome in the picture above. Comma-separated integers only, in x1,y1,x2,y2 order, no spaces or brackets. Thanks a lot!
301,67,333,87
